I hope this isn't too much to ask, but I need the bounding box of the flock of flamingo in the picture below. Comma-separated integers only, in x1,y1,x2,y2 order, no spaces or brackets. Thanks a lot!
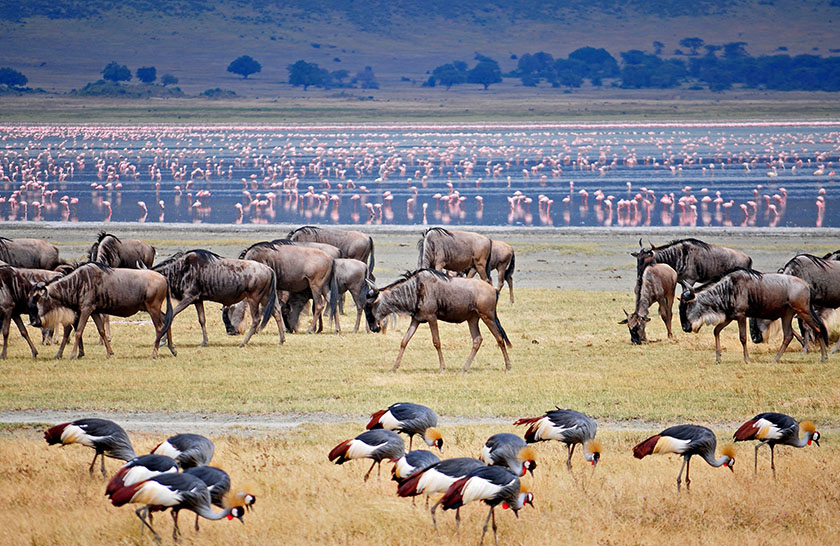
0,123,837,227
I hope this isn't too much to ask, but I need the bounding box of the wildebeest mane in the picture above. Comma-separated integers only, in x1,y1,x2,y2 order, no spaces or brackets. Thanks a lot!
239,241,279,259
417,227,457,268
185,249,222,265
779,254,829,275
152,251,185,271
287,226,320,239
96,231,120,244
381,268,450,291
269,239,296,246
659,238,711,251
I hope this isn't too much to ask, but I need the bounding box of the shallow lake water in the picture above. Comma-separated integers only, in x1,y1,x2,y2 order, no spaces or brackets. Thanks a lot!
1,123,838,228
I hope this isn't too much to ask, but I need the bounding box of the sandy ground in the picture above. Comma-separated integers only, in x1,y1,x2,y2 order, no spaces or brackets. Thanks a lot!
3,222,838,431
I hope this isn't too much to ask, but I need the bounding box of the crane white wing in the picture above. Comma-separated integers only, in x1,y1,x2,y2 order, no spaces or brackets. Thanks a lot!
752,418,783,440
653,436,692,454
152,441,180,458
461,475,514,505
417,468,457,495
130,481,183,507
536,418,573,440
60,424,96,447
346,438,381,460
377,410,402,430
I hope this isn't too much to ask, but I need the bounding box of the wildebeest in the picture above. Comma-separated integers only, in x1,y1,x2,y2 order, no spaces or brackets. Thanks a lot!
153,250,281,347
632,238,752,292
750,254,840,352
14,265,76,347
0,237,61,269
465,240,516,303
287,226,374,274
417,228,493,282
679,268,827,363
619,263,677,344
28,263,175,359
365,269,512,372
0,265,41,358
228,241,337,335
88,232,156,268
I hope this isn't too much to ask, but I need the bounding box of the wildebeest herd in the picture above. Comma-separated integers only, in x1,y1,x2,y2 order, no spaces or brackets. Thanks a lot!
624,237,837,364
0,227,517,372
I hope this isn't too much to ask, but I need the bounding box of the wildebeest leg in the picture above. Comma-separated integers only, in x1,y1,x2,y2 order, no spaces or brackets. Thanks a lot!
194,301,209,347
480,313,512,371
661,296,674,338
69,309,93,360
796,307,828,362
738,317,750,363
505,270,514,304
169,294,198,319
90,313,115,358
461,317,483,372
308,289,326,334
55,324,73,359
271,295,286,345
352,288,364,333
0,312,10,359
474,258,491,283
392,318,421,371
712,319,732,364
774,311,797,362
12,314,38,358
147,301,167,359
428,318,446,372
240,298,261,347
332,299,342,334
102,315,111,344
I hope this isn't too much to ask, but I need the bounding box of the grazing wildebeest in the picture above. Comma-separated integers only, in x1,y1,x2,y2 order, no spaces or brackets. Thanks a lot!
417,228,493,283
365,269,512,372
14,266,75,347
750,254,840,352
679,268,827,364
0,237,61,269
28,263,175,359
632,238,752,292
228,241,337,335
88,232,156,268
286,240,342,259
287,226,374,274
465,240,516,303
619,263,677,344
153,250,280,347
0,265,41,358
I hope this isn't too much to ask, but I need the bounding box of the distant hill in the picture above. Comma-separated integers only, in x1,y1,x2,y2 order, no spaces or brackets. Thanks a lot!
1,0,839,96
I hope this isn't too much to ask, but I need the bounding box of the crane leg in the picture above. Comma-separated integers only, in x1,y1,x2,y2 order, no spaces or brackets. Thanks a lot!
194,513,200,532
491,506,499,546
479,506,493,546
408,435,414,451
171,510,181,541
770,445,776,479
676,456,688,491
685,457,691,490
455,507,461,532
135,507,160,543
567,444,576,470
88,452,98,477
754,441,766,474
363,460,377,482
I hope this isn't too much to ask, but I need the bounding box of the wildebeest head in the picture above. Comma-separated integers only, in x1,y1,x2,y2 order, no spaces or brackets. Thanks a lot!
749,317,772,344
28,283,74,331
364,280,382,333
221,301,249,335
618,309,650,345
678,287,699,333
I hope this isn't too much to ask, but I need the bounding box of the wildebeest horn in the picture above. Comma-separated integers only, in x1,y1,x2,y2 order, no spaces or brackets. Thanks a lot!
638,238,643,248
648,240,655,249
681,288,695,301
618,308,629,324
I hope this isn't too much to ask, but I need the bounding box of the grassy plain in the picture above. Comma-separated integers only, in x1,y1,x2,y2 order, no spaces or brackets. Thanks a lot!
0,226,838,544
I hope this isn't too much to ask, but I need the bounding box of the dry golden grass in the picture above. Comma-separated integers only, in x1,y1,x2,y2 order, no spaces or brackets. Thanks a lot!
1,424,838,545
0,289,837,423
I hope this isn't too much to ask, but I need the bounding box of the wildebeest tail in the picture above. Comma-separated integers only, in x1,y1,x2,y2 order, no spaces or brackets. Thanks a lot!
495,310,512,348
485,237,493,281
161,285,174,339
504,250,515,282
328,260,339,322
259,270,277,332
810,302,829,345
368,236,375,275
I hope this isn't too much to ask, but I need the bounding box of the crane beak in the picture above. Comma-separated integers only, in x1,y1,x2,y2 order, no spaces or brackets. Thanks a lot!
814,438,821,447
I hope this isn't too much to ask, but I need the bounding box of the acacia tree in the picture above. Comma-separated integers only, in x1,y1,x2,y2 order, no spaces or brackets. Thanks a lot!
0,67,27,88
468,56,502,90
287,60,325,90
679,37,705,55
136,66,156,83
227,55,261,79
160,73,178,86
102,61,131,83
431,61,467,89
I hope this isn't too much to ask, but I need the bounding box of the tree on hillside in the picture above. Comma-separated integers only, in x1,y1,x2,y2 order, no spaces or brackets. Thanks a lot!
431,61,468,90
0,67,27,88
724,41,749,59
102,61,131,83
136,66,157,84
679,37,704,55
227,55,261,79
704,44,723,57
468,55,502,90
287,60,325,90
353,66,379,89
652,41,664,55
160,73,179,86
568,46,620,80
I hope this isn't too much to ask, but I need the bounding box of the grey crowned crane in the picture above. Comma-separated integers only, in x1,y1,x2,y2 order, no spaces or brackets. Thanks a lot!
367,402,443,451
734,412,820,476
151,433,214,469
185,466,256,531
479,433,537,477
328,429,405,481
633,424,735,491
440,465,533,546
44,418,136,478
106,454,179,497
391,450,441,486
396,457,486,529
110,472,249,542
514,408,602,469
